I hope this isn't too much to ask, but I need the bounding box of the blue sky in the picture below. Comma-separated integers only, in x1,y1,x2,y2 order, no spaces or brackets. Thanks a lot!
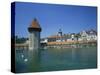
15,2,97,38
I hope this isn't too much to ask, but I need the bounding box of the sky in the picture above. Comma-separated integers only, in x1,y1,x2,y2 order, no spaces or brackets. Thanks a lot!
14,2,97,38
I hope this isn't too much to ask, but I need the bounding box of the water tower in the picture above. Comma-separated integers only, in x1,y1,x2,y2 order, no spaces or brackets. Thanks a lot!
28,18,42,51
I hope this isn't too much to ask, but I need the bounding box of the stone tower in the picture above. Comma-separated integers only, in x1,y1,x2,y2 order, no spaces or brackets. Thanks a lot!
28,18,42,51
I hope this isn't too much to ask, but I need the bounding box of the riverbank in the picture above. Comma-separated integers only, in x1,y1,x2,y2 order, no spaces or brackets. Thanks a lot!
46,40,97,49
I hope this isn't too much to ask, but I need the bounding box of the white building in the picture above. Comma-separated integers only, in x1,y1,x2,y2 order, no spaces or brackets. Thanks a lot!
80,29,97,41
41,38,48,43
40,29,97,43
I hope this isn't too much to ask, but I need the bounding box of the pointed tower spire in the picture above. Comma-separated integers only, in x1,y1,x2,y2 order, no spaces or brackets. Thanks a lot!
28,18,42,32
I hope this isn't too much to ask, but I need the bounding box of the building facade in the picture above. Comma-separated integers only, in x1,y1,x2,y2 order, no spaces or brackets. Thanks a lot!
41,29,97,44
80,29,97,41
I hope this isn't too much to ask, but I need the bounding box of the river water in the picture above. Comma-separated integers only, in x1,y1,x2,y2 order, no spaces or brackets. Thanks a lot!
15,47,97,73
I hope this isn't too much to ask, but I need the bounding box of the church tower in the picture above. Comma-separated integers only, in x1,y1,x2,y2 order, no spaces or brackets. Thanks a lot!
28,18,42,51
58,29,63,41
58,29,62,36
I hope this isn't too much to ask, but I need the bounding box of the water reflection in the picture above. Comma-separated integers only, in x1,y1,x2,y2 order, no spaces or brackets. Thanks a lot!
27,50,41,72
15,47,97,73
15,49,41,73
71,48,76,62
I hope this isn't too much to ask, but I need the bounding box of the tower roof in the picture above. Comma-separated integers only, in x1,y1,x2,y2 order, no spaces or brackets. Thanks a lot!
29,18,41,29
28,18,42,32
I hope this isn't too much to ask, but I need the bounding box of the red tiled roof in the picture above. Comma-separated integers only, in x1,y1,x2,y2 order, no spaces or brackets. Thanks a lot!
47,35,64,39
29,18,41,29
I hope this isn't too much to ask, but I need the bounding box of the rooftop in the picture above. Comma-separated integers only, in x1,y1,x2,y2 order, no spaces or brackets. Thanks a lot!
28,18,42,32
29,18,41,29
